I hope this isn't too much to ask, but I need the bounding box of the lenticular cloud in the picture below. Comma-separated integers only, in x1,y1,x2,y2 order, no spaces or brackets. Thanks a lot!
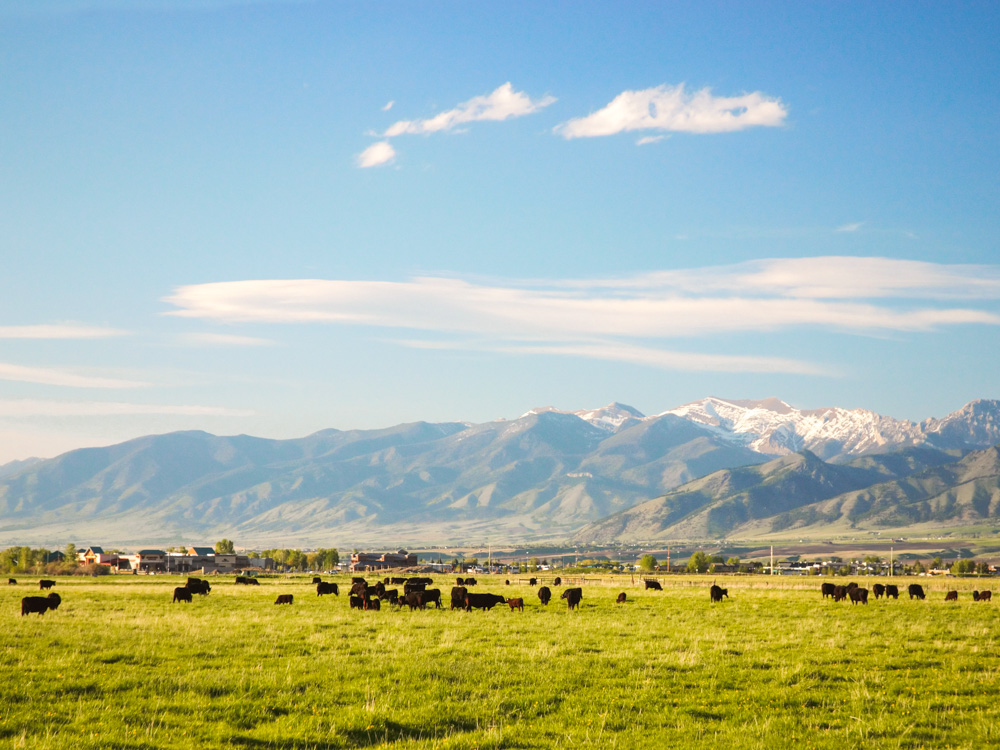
555,83,787,138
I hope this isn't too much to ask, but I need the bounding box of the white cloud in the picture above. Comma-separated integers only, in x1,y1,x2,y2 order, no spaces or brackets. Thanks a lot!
382,100,394,111
176,332,274,347
0,399,254,417
356,140,396,168
0,324,127,339
837,222,864,232
383,82,556,136
636,135,666,146
555,83,787,139
162,257,1000,374
0,362,148,389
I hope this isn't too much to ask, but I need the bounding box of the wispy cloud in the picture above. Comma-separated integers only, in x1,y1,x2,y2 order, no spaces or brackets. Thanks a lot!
383,83,555,137
176,332,274,347
836,222,864,233
555,83,787,139
0,363,149,389
0,399,254,417
636,135,666,146
356,140,396,168
0,324,127,339
382,100,394,112
162,257,1000,374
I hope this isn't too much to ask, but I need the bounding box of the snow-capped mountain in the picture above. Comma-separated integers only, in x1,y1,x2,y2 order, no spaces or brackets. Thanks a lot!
523,402,645,433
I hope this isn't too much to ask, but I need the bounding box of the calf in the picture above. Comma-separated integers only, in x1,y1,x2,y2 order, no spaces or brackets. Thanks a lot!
7,578,16,585
710,585,728,603
349,595,364,609
21,593,60,616
274,594,293,605
616,592,627,604
553,577,562,586
561,587,583,610
507,597,524,611
538,586,552,606
317,582,339,596
849,587,869,605
945,590,958,602
38,579,55,590
173,586,193,603
644,580,662,591
364,597,381,611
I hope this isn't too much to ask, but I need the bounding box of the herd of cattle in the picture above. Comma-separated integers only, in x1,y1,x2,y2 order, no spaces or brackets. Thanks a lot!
12,574,996,615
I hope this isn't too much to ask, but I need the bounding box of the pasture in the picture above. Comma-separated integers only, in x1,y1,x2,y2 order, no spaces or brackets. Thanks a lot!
2,574,999,749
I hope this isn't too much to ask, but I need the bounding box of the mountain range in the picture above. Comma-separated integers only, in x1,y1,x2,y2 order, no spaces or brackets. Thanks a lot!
2,397,1000,547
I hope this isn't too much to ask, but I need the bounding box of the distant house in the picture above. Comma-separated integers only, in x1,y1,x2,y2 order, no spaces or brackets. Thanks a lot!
350,549,418,572
133,550,167,572
81,546,127,569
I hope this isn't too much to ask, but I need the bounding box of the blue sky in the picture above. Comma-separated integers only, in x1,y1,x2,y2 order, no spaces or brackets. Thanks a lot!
1,1,999,462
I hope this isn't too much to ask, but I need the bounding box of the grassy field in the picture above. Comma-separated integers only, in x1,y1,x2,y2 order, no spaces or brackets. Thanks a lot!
2,574,999,749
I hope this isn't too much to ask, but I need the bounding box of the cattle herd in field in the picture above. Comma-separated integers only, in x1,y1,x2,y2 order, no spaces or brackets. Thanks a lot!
11,573,996,615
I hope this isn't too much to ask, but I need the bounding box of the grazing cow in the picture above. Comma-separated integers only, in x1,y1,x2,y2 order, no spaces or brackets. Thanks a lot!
538,586,552,606
349,595,364,609
885,584,899,599
403,582,426,595
38,579,55,590
409,577,433,587
365,598,381,611
235,575,259,585
450,586,468,610
391,577,406,585
375,581,386,598
821,582,836,599
274,594,293,605
849,587,869,605
21,593,61,616
464,593,506,611
833,585,849,602
312,577,322,584
380,589,399,604
422,589,444,609
561,587,583,610
186,577,211,595
553,577,562,586
403,592,426,611
507,597,524,611
463,577,477,587
8,578,16,585
505,580,510,585
173,587,193,603
846,582,859,592
973,590,981,601
872,583,885,599
644,580,662,591
616,592,627,604
978,590,992,602
945,590,958,602
908,584,926,600
352,577,366,584
317,582,339,596
529,578,537,586
710,585,728,603
456,577,465,586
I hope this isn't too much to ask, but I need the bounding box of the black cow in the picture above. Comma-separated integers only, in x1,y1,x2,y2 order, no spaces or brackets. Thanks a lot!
403,592,426,611
173,587,193,603
885,584,899,599
505,580,510,585
21,593,60,616
977,590,992,602
365,597,381,611
945,590,958,601
380,589,399,604
235,575,259,585
317,582,339,596
375,581,386,598
821,582,836,599
352,577,367,584
456,577,465,586
849,587,869,605
908,584,925,600
38,579,55,590
463,577,477,587
7,578,16,585
833,585,849,602
390,577,406,585
553,577,562,586
616,592,627,604
644,580,662,591
538,586,552,605
274,594,293,605
529,577,537,586
349,595,364,609
409,577,433,587
312,577,322,584
187,578,211,595
464,593,506,611
710,585,728,603
872,583,885,599
403,582,426,595
422,589,443,609
451,586,468,610
561,587,583,610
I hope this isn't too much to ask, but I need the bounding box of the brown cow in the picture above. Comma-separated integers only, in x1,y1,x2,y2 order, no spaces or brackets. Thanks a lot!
274,594,293,605
507,597,524,611
561,587,583,610
616,592,627,604
978,590,992,602
945,590,958,601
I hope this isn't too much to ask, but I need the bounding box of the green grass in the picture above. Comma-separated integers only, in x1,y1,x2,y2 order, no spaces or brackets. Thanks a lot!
3,574,1000,749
